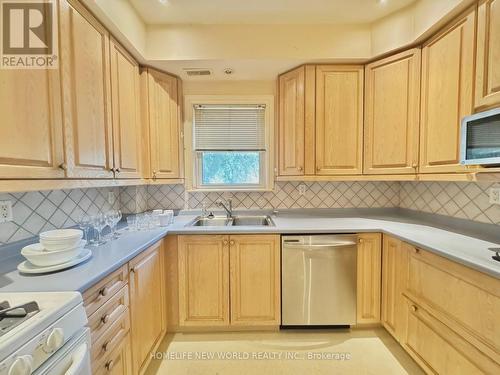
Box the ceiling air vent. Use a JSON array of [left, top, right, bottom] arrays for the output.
[[184, 68, 212, 77]]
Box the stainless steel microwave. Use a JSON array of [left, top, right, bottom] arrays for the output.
[[460, 107, 500, 166]]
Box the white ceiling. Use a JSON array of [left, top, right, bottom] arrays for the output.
[[130, 0, 417, 25]]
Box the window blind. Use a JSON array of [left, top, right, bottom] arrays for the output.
[[194, 104, 266, 151]]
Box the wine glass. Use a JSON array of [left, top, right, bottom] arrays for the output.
[[92, 214, 107, 246], [77, 214, 92, 247], [114, 210, 122, 237]]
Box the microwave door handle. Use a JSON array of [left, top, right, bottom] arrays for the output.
[[64, 343, 89, 375]]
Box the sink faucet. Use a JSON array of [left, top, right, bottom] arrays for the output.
[[216, 198, 233, 218]]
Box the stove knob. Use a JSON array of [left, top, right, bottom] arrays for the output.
[[8, 355, 33, 375], [44, 328, 65, 353]]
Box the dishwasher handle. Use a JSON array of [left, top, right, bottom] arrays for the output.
[[283, 241, 357, 249]]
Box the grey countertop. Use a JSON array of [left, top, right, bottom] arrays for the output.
[[1, 208, 499, 293]]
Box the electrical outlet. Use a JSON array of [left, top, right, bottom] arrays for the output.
[[0, 201, 13, 223], [107, 191, 115, 205], [298, 184, 307, 195], [489, 188, 500, 205]]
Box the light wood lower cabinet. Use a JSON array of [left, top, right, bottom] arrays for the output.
[[356, 233, 382, 324], [93, 333, 133, 375], [178, 234, 280, 329], [381, 236, 409, 342], [129, 240, 167, 375], [419, 6, 475, 173], [230, 235, 280, 326], [475, 0, 500, 111]]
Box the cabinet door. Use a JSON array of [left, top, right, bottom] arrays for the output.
[[0, 68, 64, 178], [278, 66, 305, 176], [475, 0, 500, 110], [316, 65, 364, 175], [364, 49, 421, 175], [59, 0, 114, 178], [420, 8, 475, 173], [178, 235, 230, 327], [110, 38, 141, 179], [229, 235, 280, 326], [147, 69, 181, 179], [381, 236, 409, 342], [356, 233, 382, 324], [129, 241, 166, 375], [94, 333, 133, 375]]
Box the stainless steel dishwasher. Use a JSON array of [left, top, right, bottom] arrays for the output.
[[281, 234, 357, 327]]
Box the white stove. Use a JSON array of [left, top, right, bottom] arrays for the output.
[[0, 292, 90, 375]]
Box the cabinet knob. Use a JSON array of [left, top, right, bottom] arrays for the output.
[[101, 314, 110, 324], [412, 162, 418, 168], [316, 167, 321, 172], [411, 305, 418, 312], [58, 163, 67, 171], [98, 287, 108, 297], [105, 360, 114, 371], [358, 238, 363, 244], [223, 240, 229, 246], [413, 248, 420, 254], [297, 166, 303, 172], [230, 240, 235, 246], [152, 170, 157, 181], [115, 168, 121, 173], [130, 267, 135, 274]]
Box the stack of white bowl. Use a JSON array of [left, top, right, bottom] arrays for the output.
[[21, 229, 85, 267]]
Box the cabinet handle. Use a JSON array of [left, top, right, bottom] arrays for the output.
[[411, 305, 418, 312], [101, 314, 110, 324], [105, 360, 114, 371], [102, 341, 109, 352], [152, 170, 157, 181], [58, 163, 67, 171], [98, 287, 109, 297]]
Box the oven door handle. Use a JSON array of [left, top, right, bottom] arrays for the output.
[[64, 342, 89, 375]]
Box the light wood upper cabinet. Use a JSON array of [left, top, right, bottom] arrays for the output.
[[381, 236, 409, 342], [142, 68, 182, 180], [278, 66, 306, 176], [475, 0, 500, 110], [178, 235, 230, 327], [364, 49, 421, 175], [230, 235, 280, 326], [419, 7, 475, 174], [316, 65, 364, 175], [59, 0, 114, 178], [110, 38, 141, 179], [356, 233, 382, 324], [0, 68, 64, 178], [129, 241, 166, 375]]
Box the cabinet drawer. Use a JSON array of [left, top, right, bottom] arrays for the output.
[[93, 332, 133, 375], [92, 308, 130, 364], [84, 265, 128, 316], [406, 249, 500, 358], [88, 286, 129, 343], [403, 298, 499, 374]]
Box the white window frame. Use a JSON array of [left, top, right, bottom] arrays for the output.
[[184, 95, 275, 192]]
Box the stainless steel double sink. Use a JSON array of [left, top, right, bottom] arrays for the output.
[[187, 215, 275, 227]]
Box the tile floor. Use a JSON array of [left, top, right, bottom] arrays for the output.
[[145, 328, 423, 375]]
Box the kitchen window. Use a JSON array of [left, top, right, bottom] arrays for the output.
[[191, 102, 272, 190]]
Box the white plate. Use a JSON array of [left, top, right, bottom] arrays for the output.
[[17, 249, 92, 274]]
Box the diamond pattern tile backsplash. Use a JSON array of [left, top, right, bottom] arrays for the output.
[[0, 188, 120, 246], [400, 181, 500, 225], [2, 180, 500, 245]]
